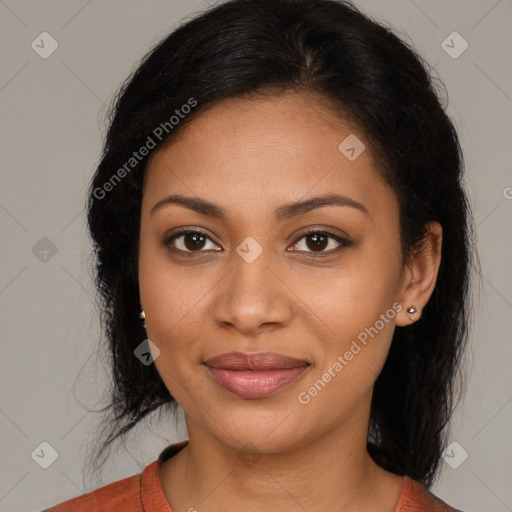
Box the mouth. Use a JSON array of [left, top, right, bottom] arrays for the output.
[[203, 351, 310, 399]]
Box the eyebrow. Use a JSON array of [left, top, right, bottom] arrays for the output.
[[150, 193, 370, 221]]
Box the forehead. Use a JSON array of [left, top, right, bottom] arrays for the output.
[[143, 92, 396, 222]]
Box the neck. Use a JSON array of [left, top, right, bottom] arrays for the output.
[[160, 406, 403, 511]]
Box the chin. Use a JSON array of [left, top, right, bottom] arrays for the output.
[[206, 406, 311, 454]]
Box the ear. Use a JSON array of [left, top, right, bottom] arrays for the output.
[[396, 221, 442, 327]]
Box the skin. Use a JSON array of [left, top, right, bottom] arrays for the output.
[[138, 91, 442, 512]]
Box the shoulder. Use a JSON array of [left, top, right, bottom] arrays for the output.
[[397, 476, 466, 512], [42, 441, 187, 512], [42, 471, 143, 512]]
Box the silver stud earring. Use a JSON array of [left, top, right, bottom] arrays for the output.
[[406, 305, 419, 321], [139, 309, 146, 330]]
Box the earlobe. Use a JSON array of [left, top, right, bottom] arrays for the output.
[[139, 306, 146, 330], [406, 305, 420, 321], [395, 221, 442, 327], [396, 303, 422, 327]]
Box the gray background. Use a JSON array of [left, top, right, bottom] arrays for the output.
[[0, 1, 511, 511]]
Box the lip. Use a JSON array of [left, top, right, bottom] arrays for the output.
[[204, 351, 310, 399]]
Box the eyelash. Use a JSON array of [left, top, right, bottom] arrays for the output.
[[162, 227, 351, 258]]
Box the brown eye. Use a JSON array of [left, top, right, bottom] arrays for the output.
[[304, 232, 329, 251], [181, 232, 207, 251], [163, 229, 221, 253], [290, 230, 351, 257]]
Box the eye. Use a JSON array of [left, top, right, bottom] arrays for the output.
[[288, 228, 351, 257], [162, 227, 351, 257], [163, 228, 221, 254]]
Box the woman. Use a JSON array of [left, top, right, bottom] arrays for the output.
[[44, 0, 475, 510]]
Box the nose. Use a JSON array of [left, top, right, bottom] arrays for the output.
[[210, 247, 295, 337]]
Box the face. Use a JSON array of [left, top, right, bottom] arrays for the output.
[[138, 92, 408, 454]]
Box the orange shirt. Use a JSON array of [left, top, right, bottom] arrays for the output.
[[43, 440, 463, 511]]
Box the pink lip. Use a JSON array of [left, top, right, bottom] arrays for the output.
[[204, 351, 310, 399]]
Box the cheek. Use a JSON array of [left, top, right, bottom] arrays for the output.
[[297, 254, 399, 333], [139, 245, 211, 342], [295, 298, 398, 423], [297, 248, 401, 378]]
